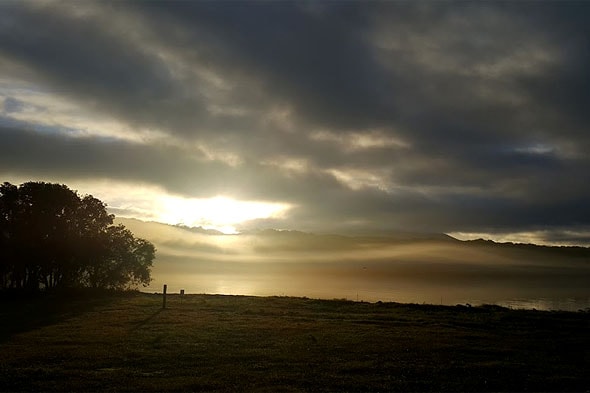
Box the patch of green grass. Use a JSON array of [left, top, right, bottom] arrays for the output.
[[0, 292, 588, 391]]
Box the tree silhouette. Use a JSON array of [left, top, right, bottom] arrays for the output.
[[0, 181, 155, 291]]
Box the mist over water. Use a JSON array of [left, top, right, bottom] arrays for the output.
[[121, 219, 590, 311], [145, 265, 589, 311]]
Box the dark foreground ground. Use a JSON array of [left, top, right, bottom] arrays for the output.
[[0, 291, 588, 392]]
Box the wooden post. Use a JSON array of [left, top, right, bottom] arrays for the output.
[[180, 289, 184, 304], [162, 284, 167, 309]]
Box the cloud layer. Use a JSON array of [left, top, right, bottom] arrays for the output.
[[1, 1, 589, 243]]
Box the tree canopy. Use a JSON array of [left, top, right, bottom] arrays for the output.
[[0, 181, 155, 291]]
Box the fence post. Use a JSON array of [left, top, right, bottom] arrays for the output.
[[162, 284, 167, 309]]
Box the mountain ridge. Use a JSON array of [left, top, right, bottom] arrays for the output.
[[115, 217, 590, 258]]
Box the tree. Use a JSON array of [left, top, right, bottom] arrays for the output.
[[0, 181, 155, 291]]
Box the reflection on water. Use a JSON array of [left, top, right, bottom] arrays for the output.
[[121, 218, 590, 312], [496, 298, 590, 312], [145, 268, 590, 311]]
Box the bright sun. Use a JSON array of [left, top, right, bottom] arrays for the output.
[[157, 195, 290, 234]]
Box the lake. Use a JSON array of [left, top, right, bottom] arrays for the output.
[[120, 218, 590, 312], [144, 256, 590, 311]]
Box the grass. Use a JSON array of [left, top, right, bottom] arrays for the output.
[[0, 291, 588, 392]]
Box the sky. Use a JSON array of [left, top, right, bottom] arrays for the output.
[[1, 1, 590, 245]]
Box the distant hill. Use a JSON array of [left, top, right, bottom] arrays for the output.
[[174, 224, 226, 236], [464, 238, 590, 259], [115, 217, 590, 262]]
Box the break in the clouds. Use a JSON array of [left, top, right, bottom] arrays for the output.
[[1, 1, 589, 243]]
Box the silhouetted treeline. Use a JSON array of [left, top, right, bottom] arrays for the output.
[[0, 182, 155, 292]]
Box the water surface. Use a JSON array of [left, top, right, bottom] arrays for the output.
[[122, 219, 590, 311]]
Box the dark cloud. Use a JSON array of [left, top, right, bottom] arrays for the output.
[[2, 97, 23, 113], [1, 1, 589, 241], [131, 1, 387, 129], [0, 123, 343, 203], [0, 3, 210, 134]]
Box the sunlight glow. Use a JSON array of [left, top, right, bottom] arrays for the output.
[[157, 196, 290, 234], [2, 177, 291, 235]]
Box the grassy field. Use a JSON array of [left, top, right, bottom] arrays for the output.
[[0, 292, 588, 392]]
